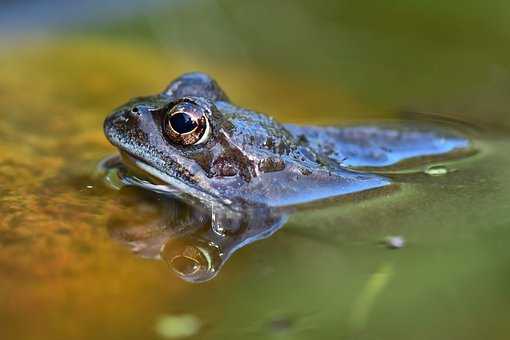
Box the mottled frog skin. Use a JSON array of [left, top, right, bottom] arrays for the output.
[[104, 72, 472, 209]]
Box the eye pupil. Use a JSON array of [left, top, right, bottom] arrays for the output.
[[169, 112, 197, 134], [163, 99, 212, 146]]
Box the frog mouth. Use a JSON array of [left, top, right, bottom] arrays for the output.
[[118, 151, 234, 208]]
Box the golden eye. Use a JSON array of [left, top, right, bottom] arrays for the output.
[[163, 101, 211, 145]]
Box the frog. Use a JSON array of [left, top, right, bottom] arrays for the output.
[[103, 72, 474, 211], [101, 72, 476, 282]]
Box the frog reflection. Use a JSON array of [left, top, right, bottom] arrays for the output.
[[104, 158, 286, 283]]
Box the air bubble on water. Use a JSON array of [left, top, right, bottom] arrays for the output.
[[425, 165, 449, 176]]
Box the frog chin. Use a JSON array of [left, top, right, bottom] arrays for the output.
[[120, 151, 234, 208]]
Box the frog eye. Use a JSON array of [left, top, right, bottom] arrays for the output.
[[163, 101, 211, 146]]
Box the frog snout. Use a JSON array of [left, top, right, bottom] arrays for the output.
[[104, 107, 144, 145]]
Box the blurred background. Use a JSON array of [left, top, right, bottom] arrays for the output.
[[3, 0, 510, 123], [1, 1, 510, 340]]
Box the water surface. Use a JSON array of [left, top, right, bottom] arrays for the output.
[[2, 18, 510, 340]]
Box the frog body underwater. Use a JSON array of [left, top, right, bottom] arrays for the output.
[[104, 72, 473, 210]]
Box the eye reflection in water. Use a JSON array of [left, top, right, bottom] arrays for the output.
[[104, 159, 287, 283]]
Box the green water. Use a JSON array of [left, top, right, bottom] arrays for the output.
[[2, 1, 510, 339]]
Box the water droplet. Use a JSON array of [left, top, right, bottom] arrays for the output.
[[384, 236, 405, 249], [425, 165, 449, 176], [155, 314, 201, 339]]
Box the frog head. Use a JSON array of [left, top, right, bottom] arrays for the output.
[[104, 73, 388, 208]]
